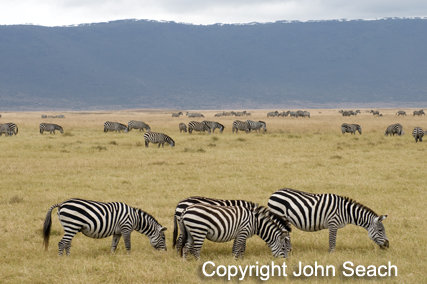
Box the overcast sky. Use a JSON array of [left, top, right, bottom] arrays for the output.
[[1, 0, 426, 27]]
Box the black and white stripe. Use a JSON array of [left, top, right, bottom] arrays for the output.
[[103, 121, 129, 133], [40, 123, 63, 134], [188, 121, 211, 134], [202, 121, 225, 133], [384, 123, 404, 136], [179, 123, 187, 133], [1, 122, 18, 135], [413, 110, 425, 116], [128, 120, 150, 132], [179, 204, 290, 260], [42, 198, 167, 256], [412, 127, 424, 142], [341, 123, 362, 135], [246, 120, 267, 132], [143, 131, 175, 147], [232, 120, 251, 133], [268, 188, 389, 252]]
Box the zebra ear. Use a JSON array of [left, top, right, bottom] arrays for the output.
[[160, 227, 167, 232], [379, 215, 388, 222]]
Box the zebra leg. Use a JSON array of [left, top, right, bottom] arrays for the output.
[[122, 232, 132, 254], [111, 234, 121, 253], [232, 236, 247, 260], [58, 233, 75, 256], [145, 140, 149, 147], [328, 227, 338, 253]]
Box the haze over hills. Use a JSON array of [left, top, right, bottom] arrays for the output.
[[0, 18, 427, 111]]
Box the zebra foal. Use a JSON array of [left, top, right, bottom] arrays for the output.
[[412, 127, 424, 142], [179, 204, 290, 260], [143, 131, 175, 147], [43, 198, 167, 256], [268, 188, 389, 252], [179, 123, 187, 133], [40, 123, 63, 134]]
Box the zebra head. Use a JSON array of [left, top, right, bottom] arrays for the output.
[[58, 126, 64, 134], [368, 215, 389, 249], [149, 226, 168, 251]]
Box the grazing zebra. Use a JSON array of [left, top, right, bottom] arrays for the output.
[[202, 121, 224, 133], [246, 120, 267, 132], [179, 204, 290, 260], [267, 111, 279, 117], [412, 127, 424, 142], [188, 121, 211, 134], [143, 131, 175, 147], [341, 123, 362, 135], [172, 196, 292, 252], [413, 110, 425, 116], [232, 120, 250, 133], [0, 124, 13, 136], [42, 198, 167, 256], [172, 112, 183, 117], [179, 123, 187, 133], [186, 112, 204, 118], [371, 110, 380, 116], [103, 121, 129, 133], [396, 111, 406, 116], [39, 123, 63, 134], [2, 122, 18, 135], [268, 188, 389, 252], [384, 123, 404, 136], [128, 120, 150, 132], [214, 112, 223, 117]]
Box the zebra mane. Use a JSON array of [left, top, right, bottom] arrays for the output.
[[136, 208, 160, 225], [341, 196, 378, 217]]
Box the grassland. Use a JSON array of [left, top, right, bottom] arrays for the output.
[[0, 109, 426, 283]]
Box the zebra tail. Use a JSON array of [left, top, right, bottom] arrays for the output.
[[43, 203, 60, 251], [179, 220, 188, 258], [172, 215, 178, 249]]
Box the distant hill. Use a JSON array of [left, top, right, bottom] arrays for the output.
[[0, 18, 427, 111]]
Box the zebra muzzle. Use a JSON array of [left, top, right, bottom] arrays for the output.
[[380, 239, 389, 249]]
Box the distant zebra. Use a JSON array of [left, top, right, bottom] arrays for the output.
[[384, 123, 404, 136], [42, 198, 167, 256], [40, 123, 63, 134], [341, 123, 362, 135], [179, 123, 187, 133], [128, 120, 150, 132], [214, 112, 223, 117], [267, 111, 279, 117], [371, 110, 380, 116], [0, 124, 12, 136], [172, 196, 292, 252], [2, 122, 18, 135], [172, 112, 183, 117], [396, 111, 407, 116], [186, 112, 204, 118], [188, 121, 211, 134], [413, 110, 425, 116], [412, 127, 424, 142], [268, 188, 389, 252], [179, 204, 290, 260], [143, 132, 175, 147], [232, 120, 250, 133], [103, 121, 128, 133], [202, 121, 224, 133], [246, 120, 267, 132]]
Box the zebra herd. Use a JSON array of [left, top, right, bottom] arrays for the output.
[[341, 122, 425, 142], [267, 110, 310, 118], [43, 187, 389, 259]]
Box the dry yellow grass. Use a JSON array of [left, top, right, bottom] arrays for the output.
[[0, 109, 426, 283]]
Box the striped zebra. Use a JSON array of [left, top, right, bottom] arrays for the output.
[[172, 112, 183, 117], [268, 188, 389, 252], [179, 204, 291, 260], [42, 198, 167, 256], [384, 123, 404, 136], [413, 110, 425, 116], [143, 131, 175, 147], [232, 120, 250, 133], [2, 122, 18, 135], [267, 111, 279, 117], [396, 111, 406, 116], [0, 124, 13, 136], [186, 112, 204, 118], [128, 120, 150, 132], [412, 127, 424, 142], [246, 120, 267, 132], [40, 123, 63, 134], [172, 196, 292, 252], [202, 121, 225, 133], [341, 123, 362, 135], [179, 123, 187, 133], [188, 121, 211, 134], [103, 121, 129, 133]]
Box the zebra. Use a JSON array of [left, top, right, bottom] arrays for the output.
[[186, 112, 204, 118], [341, 123, 362, 135], [103, 121, 129, 133], [39, 123, 63, 134], [214, 112, 223, 117], [246, 120, 267, 132], [2, 122, 18, 135], [412, 127, 424, 142], [42, 198, 167, 256], [0, 124, 13, 136], [172, 196, 292, 252], [371, 110, 380, 116], [188, 121, 211, 134], [179, 123, 187, 133], [268, 188, 389, 252], [267, 111, 279, 117], [202, 121, 225, 133], [128, 120, 150, 132], [172, 111, 183, 117], [232, 120, 250, 133], [143, 131, 175, 147], [396, 111, 407, 116], [179, 204, 291, 260], [384, 123, 404, 136], [413, 110, 425, 116]]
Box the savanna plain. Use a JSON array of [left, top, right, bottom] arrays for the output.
[[0, 109, 426, 284]]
